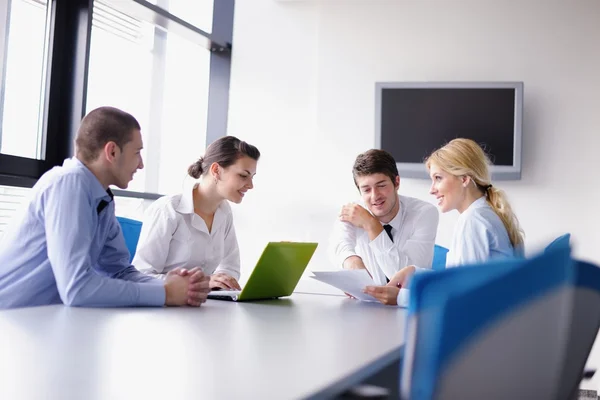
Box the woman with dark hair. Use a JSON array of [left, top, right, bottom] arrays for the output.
[[134, 136, 260, 290]]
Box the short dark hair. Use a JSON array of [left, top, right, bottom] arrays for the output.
[[75, 106, 141, 162], [352, 149, 399, 187], [188, 136, 261, 179]]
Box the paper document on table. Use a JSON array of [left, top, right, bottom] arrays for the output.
[[310, 270, 378, 302]]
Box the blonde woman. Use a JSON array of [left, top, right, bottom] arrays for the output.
[[365, 138, 524, 305]]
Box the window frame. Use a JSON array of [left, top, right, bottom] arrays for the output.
[[0, 0, 10, 154], [0, 0, 234, 200]]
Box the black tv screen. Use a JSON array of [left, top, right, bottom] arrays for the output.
[[375, 82, 523, 180]]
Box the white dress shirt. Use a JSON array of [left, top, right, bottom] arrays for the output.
[[133, 184, 240, 280], [331, 194, 439, 286], [397, 196, 517, 306]]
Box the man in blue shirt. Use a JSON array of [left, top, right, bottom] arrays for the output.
[[0, 106, 209, 308]]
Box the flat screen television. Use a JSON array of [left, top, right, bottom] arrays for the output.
[[375, 82, 523, 180]]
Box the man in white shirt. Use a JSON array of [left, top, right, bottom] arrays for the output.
[[331, 149, 439, 285]]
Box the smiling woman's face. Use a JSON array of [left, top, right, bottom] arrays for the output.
[[428, 163, 465, 213], [215, 156, 257, 204]]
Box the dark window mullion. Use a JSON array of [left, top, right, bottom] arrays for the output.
[[206, 0, 233, 145], [42, 0, 93, 170], [0, 0, 233, 198]]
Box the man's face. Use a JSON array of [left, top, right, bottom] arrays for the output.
[[113, 129, 144, 189], [355, 173, 400, 222]]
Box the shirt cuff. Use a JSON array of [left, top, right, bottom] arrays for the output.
[[140, 269, 168, 280], [339, 251, 358, 268], [214, 268, 241, 281], [137, 281, 166, 306], [397, 288, 411, 307], [368, 230, 394, 253], [395, 268, 431, 307]]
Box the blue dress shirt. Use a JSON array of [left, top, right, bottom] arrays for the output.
[[0, 158, 165, 308], [445, 197, 515, 267], [397, 197, 518, 306]]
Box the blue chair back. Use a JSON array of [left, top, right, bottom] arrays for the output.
[[116, 216, 143, 263], [545, 233, 571, 253], [556, 259, 600, 400], [400, 245, 600, 400], [432, 245, 449, 271]]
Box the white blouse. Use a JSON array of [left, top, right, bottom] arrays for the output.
[[132, 184, 240, 280]]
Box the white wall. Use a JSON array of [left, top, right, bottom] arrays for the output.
[[229, 0, 600, 271], [229, 0, 600, 388]]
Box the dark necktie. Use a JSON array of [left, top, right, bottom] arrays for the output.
[[383, 224, 393, 242], [383, 224, 394, 283], [97, 189, 115, 215]]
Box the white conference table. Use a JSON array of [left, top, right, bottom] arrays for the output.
[[0, 291, 406, 400]]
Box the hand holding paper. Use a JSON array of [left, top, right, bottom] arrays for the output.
[[310, 270, 379, 302]]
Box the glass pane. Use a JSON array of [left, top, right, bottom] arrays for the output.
[[0, 0, 50, 159], [147, 0, 213, 33], [114, 196, 156, 221], [86, 1, 210, 195], [0, 185, 31, 240]]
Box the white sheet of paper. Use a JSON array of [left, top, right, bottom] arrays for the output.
[[310, 270, 379, 302]]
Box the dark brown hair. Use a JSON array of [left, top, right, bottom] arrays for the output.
[[188, 136, 261, 179], [352, 149, 399, 187], [75, 106, 141, 162]]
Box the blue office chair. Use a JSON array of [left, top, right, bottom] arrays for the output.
[[556, 259, 600, 400], [545, 233, 571, 253], [401, 245, 600, 400], [116, 216, 143, 263], [432, 245, 449, 271]]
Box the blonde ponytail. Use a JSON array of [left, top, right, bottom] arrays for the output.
[[426, 138, 524, 248], [486, 186, 524, 247]]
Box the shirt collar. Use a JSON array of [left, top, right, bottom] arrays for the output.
[[384, 194, 404, 232], [464, 196, 488, 214], [176, 182, 196, 214], [176, 183, 228, 234], [64, 157, 113, 202], [176, 183, 227, 216]]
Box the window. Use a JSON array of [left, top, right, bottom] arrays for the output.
[[86, 0, 211, 196], [0, 0, 51, 160], [114, 196, 155, 221], [0, 185, 31, 240], [148, 0, 214, 34], [0, 0, 231, 209], [0, 189, 151, 240]]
